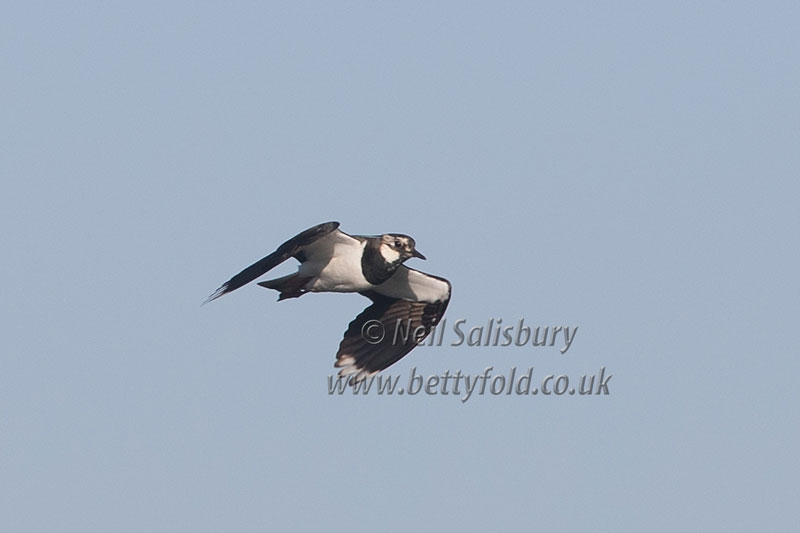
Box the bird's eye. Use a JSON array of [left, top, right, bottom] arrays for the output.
[[394, 239, 401, 247]]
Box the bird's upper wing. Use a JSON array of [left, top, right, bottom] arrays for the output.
[[335, 266, 451, 383], [295, 225, 364, 265], [205, 221, 340, 303]]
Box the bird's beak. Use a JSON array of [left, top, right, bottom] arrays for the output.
[[411, 249, 426, 260]]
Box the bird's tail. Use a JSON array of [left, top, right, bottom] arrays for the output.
[[258, 274, 312, 301]]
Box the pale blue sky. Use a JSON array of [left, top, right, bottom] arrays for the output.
[[2, 2, 798, 531]]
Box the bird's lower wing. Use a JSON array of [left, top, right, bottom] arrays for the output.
[[335, 290, 450, 384], [371, 265, 451, 304], [205, 221, 340, 303]]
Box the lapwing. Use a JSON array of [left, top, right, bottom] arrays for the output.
[[206, 221, 451, 383]]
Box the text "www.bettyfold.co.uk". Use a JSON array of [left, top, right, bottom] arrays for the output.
[[328, 366, 612, 401]]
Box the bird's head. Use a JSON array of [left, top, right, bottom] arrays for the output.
[[379, 233, 426, 264]]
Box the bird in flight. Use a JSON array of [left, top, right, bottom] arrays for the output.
[[206, 221, 451, 383]]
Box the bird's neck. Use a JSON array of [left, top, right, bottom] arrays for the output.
[[361, 240, 402, 285]]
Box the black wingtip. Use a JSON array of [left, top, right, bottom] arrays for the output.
[[203, 284, 229, 305]]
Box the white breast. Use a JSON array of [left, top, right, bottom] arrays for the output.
[[299, 230, 371, 292]]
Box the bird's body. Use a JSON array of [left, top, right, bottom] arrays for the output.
[[297, 230, 371, 293], [206, 221, 451, 383]]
